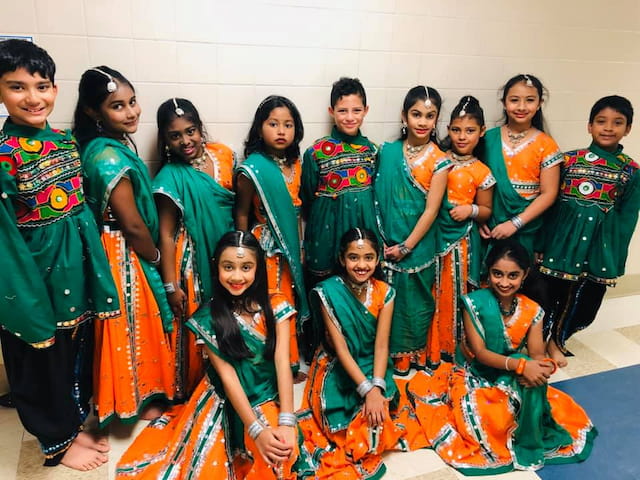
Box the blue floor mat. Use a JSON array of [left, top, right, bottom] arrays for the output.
[[538, 364, 640, 480]]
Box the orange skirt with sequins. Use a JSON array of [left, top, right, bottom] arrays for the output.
[[94, 229, 175, 427]]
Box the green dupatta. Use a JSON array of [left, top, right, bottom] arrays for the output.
[[153, 162, 234, 321], [484, 127, 542, 255], [311, 276, 397, 432], [236, 152, 309, 324], [375, 140, 436, 272], [81, 137, 173, 330], [437, 193, 481, 286]]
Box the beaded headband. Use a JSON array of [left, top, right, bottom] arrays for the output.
[[173, 98, 185, 116]]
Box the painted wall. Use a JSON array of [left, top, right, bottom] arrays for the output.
[[2, 0, 640, 275]]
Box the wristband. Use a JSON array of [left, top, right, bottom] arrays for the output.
[[371, 377, 386, 393], [247, 419, 265, 440], [510, 215, 524, 230], [470, 204, 479, 219], [163, 282, 176, 294], [150, 248, 161, 266], [356, 379, 374, 398], [504, 356, 511, 371], [278, 412, 297, 427], [515, 358, 527, 376], [541, 357, 558, 375]]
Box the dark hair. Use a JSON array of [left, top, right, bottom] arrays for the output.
[[589, 95, 634, 125], [500, 74, 547, 132], [72, 66, 135, 146], [243, 95, 304, 164], [485, 239, 530, 272], [157, 98, 207, 165], [335, 227, 384, 280], [0, 39, 56, 84], [210, 231, 276, 360], [330, 77, 367, 108], [400, 85, 443, 144], [443, 95, 486, 159]]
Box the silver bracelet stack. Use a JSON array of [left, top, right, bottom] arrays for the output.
[[371, 377, 386, 392], [398, 242, 412, 256], [510, 215, 525, 230], [356, 379, 374, 398], [163, 282, 176, 294], [470, 204, 479, 219], [278, 412, 297, 427], [247, 419, 265, 440]]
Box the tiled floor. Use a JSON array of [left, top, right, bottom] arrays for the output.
[[1, 293, 638, 480]]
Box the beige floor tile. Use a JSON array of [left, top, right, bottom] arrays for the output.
[[559, 337, 617, 378], [16, 439, 107, 480], [587, 295, 640, 332], [106, 420, 149, 480], [0, 408, 23, 480], [383, 448, 446, 479], [573, 329, 640, 368], [403, 468, 459, 480], [616, 324, 640, 345], [454, 468, 540, 479]]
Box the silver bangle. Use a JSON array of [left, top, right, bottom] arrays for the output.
[[398, 242, 412, 256], [510, 215, 524, 230], [247, 419, 264, 440], [163, 282, 176, 294], [150, 248, 161, 266], [371, 377, 386, 392], [356, 379, 374, 398], [505, 356, 511, 371], [470, 204, 479, 219], [278, 412, 297, 427]]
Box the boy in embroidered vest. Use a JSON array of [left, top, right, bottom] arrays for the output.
[[539, 95, 638, 367], [0, 39, 118, 470], [301, 77, 378, 287]]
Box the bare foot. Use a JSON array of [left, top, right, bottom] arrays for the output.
[[74, 431, 110, 453], [547, 339, 568, 368], [140, 404, 165, 420], [60, 443, 108, 471], [294, 371, 308, 384]]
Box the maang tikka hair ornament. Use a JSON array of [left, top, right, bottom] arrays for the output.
[[173, 98, 185, 117], [91, 68, 117, 93], [523, 74, 534, 87], [236, 231, 246, 258], [423, 86, 432, 108], [459, 96, 471, 117], [356, 228, 364, 249]]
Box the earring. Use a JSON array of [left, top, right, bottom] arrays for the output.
[[401, 123, 407, 136], [164, 145, 172, 161], [96, 119, 103, 134]]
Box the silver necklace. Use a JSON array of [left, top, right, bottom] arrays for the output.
[[405, 141, 428, 158], [190, 152, 209, 172], [506, 128, 528, 146], [450, 152, 475, 164]]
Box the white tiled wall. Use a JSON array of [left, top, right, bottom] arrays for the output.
[[2, 0, 640, 273]]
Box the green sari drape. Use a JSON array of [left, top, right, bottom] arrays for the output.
[[81, 137, 173, 330], [461, 289, 582, 469], [236, 153, 309, 325], [153, 162, 234, 322], [484, 127, 542, 256], [310, 276, 397, 432]]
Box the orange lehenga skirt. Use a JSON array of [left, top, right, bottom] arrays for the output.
[[297, 350, 428, 479], [94, 227, 175, 426], [427, 237, 472, 366], [407, 362, 595, 474], [169, 229, 205, 401], [116, 374, 300, 479]]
